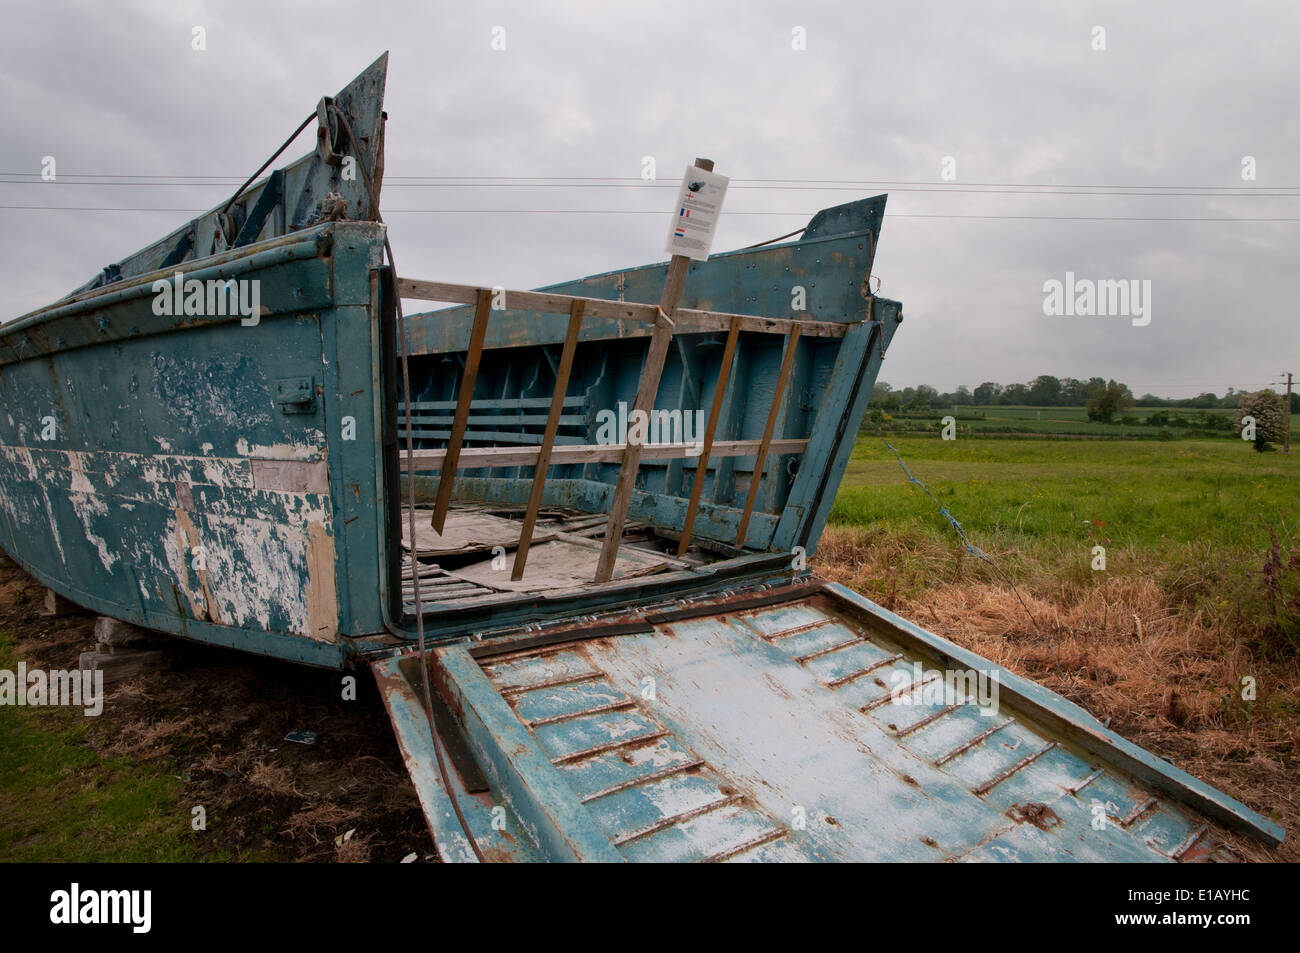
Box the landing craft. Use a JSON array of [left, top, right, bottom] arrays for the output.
[[0, 54, 1282, 861]]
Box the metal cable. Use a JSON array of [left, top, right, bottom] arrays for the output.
[[740, 226, 806, 249], [872, 430, 1052, 652], [219, 112, 315, 217], [328, 104, 486, 863]]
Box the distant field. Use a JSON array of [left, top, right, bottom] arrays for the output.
[[870, 404, 1291, 440], [832, 435, 1296, 558]]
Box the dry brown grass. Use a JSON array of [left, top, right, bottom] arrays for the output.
[[817, 525, 1300, 862]]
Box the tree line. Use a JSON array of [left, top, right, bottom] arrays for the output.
[[870, 375, 1299, 416]]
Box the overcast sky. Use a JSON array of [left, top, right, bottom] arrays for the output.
[[1, 0, 1295, 397]]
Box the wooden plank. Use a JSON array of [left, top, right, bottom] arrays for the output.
[[734, 324, 802, 547], [677, 315, 741, 555], [399, 437, 809, 471], [395, 277, 848, 339], [594, 307, 678, 582], [451, 540, 669, 593], [548, 529, 694, 570], [403, 510, 555, 557], [593, 156, 715, 583], [514, 300, 585, 580], [431, 288, 492, 532]]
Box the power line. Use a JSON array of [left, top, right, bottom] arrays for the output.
[[2, 171, 1295, 190], [1, 205, 1297, 222], [3, 179, 1298, 198]]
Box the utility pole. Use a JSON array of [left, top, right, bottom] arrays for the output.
[[1284, 371, 1293, 453]]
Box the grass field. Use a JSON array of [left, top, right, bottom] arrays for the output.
[[0, 629, 207, 862], [828, 434, 1300, 644], [834, 435, 1296, 559]]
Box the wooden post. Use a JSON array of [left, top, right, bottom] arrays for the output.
[[595, 157, 714, 583], [734, 324, 801, 547], [431, 288, 492, 533], [677, 316, 741, 555], [513, 300, 585, 580]]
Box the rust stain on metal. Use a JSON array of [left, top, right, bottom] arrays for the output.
[[1007, 801, 1062, 831]]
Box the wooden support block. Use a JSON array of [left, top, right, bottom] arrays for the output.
[[78, 647, 168, 685], [735, 323, 802, 547], [94, 616, 161, 653], [41, 588, 84, 617]]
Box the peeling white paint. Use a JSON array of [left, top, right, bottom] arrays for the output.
[[69, 490, 118, 573], [244, 439, 325, 461], [0, 442, 334, 640]]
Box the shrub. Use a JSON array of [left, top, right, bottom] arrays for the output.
[[1235, 390, 1288, 451]]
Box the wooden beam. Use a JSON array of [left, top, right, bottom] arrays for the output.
[[400, 437, 808, 471], [593, 306, 678, 582], [395, 277, 848, 339], [677, 316, 741, 555], [431, 288, 491, 533], [734, 324, 802, 547], [513, 300, 585, 581], [593, 157, 716, 583]]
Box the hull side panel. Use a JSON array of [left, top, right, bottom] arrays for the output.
[[0, 223, 391, 667]]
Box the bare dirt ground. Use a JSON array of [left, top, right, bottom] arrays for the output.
[[0, 564, 430, 862]]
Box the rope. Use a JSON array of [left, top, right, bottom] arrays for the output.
[[873, 430, 1053, 654], [328, 105, 486, 863]]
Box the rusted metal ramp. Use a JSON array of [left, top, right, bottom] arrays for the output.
[[373, 579, 1284, 862]]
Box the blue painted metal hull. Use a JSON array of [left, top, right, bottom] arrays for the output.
[[0, 223, 391, 668], [0, 201, 900, 668]]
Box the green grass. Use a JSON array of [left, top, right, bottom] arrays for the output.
[[0, 630, 215, 862], [831, 436, 1298, 584]]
